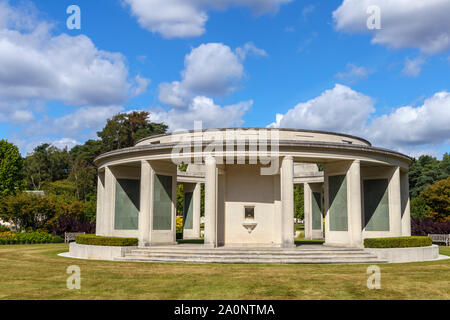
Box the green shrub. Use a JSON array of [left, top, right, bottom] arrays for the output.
[[52, 235, 64, 243], [0, 231, 61, 245], [0, 225, 10, 232], [364, 236, 432, 248], [75, 234, 138, 247]]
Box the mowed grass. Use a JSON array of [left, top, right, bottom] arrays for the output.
[[0, 244, 449, 300]]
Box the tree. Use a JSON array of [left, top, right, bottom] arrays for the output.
[[70, 139, 103, 165], [410, 197, 430, 221], [421, 177, 450, 222], [68, 158, 96, 202], [409, 155, 448, 198], [294, 185, 304, 220], [97, 111, 168, 152], [0, 140, 25, 195], [24, 144, 70, 190]]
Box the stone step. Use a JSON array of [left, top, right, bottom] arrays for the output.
[[116, 255, 386, 265], [116, 246, 387, 264], [127, 252, 380, 259], [130, 248, 366, 256]]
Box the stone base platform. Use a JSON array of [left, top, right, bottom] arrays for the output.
[[114, 244, 387, 264], [63, 243, 448, 264]]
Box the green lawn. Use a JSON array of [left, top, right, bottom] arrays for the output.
[[0, 244, 448, 300]]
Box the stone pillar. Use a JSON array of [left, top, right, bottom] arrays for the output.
[[281, 156, 295, 247], [95, 170, 105, 236], [390, 166, 403, 237], [204, 157, 217, 247], [138, 160, 152, 247], [348, 160, 363, 247], [304, 183, 313, 240], [103, 166, 115, 236], [401, 171, 411, 236], [193, 182, 202, 239]]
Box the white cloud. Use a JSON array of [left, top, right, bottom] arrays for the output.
[[30, 106, 124, 137], [51, 138, 80, 151], [150, 96, 252, 131], [159, 43, 264, 108], [402, 56, 426, 77], [269, 84, 450, 156], [0, 1, 144, 109], [366, 91, 450, 149], [0, 109, 34, 124], [235, 42, 268, 60], [132, 75, 151, 96], [335, 63, 373, 83], [333, 0, 450, 55], [302, 5, 315, 20], [124, 0, 291, 38], [269, 84, 375, 134]]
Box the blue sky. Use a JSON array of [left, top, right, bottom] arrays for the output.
[[0, 0, 449, 157]]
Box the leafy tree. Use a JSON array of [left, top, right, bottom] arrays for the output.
[[0, 193, 84, 232], [439, 153, 450, 177], [409, 155, 448, 197], [24, 144, 70, 190], [177, 184, 184, 216], [69, 158, 96, 202], [410, 197, 430, 221], [97, 111, 168, 152], [294, 185, 304, 220], [421, 177, 450, 222], [0, 140, 25, 195], [70, 139, 103, 165]]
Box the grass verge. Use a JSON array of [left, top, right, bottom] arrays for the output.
[[0, 244, 449, 300]]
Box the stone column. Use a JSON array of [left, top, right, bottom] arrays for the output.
[[138, 160, 152, 247], [303, 183, 312, 240], [103, 166, 115, 237], [192, 182, 202, 239], [401, 171, 411, 236], [348, 160, 363, 247], [281, 156, 295, 247], [204, 157, 217, 247], [95, 170, 105, 236], [390, 166, 403, 237]]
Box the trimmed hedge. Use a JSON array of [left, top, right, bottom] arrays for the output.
[[75, 234, 138, 247], [364, 236, 433, 248], [0, 232, 64, 245]]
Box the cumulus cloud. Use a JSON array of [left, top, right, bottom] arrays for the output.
[[50, 138, 80, 151], [333, 0, 450, 55], [367, 91, 450, 149], [124, 0, 291, 38], [269, 84, 450, 156], [26, 105, 124, 137], [150, 96, 252, 131], [333, 0, 450, 76], [0, 0, 146, 110], [159, 42, 264, 108], [269, 84, 375, 134]]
